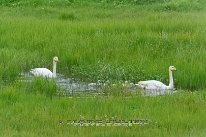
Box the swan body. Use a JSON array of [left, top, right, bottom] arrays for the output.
[[30, 68, 53, 78], [136, 66, 178, 90], [30, 56, 59, 78], [137, 80, 170, 90]]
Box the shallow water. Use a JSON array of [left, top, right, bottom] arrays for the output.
[[18, 72, 177, 98]]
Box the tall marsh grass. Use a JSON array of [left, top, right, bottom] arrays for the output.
[[0, 7, 205, 90]]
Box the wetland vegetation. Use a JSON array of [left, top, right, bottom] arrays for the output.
[[0, 0, 206, 136]]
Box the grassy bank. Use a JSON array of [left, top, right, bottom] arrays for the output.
[[0, 85, 206, 137]]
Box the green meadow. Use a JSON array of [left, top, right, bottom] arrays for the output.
[[0, 0, 206, 136]]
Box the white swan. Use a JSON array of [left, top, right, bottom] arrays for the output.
[[136, 66, 178, 90], [30, 56, 59, 78]]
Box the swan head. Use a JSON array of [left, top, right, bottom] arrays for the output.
[[53, 56, 59, 62], [169, 66, 178, 71]]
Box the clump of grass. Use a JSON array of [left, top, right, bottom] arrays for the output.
[[0, 87, 19, 105], [58, 12, 77, 21], [93, 12, 112, 19], [27, 77, 57, 98], [159, 0, 202, 11]]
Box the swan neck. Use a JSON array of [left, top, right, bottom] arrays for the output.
[[168, 69, 173, 89], [53, 61, 57, 78]]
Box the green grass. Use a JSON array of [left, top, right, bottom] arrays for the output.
[[0, 1, 206, 136], [0, 0, 205, 11], [0, 4, 206, 89], [0, 85, 206, 137]]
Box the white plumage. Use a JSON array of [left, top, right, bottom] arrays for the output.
[[136, 66, 178, 90], [30, 68, 53, 78], [30, 56, 59, 78], [137, 80, 169, 90]]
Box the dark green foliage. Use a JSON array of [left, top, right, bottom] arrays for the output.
[[59, 12, 77, 21]]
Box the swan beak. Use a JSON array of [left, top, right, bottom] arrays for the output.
[[56, 58, 59, 62], [174, 68, 178, 71]]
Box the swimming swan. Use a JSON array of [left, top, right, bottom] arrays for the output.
[[30, 56, 59, 78], [136, 66, 178, 90]]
